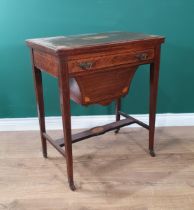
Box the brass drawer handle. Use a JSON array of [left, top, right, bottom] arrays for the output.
[[136, 53, 148, 61], [78, 61, 94, 70]]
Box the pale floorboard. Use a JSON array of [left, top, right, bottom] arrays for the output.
[[0, 127, 194, 210]]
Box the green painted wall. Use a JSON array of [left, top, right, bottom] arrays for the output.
[[0, 0, 194, 118]]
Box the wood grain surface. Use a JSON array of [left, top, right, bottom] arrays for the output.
[[0, 127, 194, 210]]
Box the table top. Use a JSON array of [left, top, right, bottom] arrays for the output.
[[26, 31, 164, 53]]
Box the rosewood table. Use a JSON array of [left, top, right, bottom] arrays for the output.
[[26, 32, 165, 190]]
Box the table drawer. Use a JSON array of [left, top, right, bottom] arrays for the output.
[[68, 48, 154, 73]]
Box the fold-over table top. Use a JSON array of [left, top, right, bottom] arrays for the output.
[[26, 31, 164, 53]]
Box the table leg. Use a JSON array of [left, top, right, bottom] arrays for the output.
[[149, 46, 161, 157], [32, 64, 47, 158], [58, 61, 75, 191], [115, 98, 121, 134]]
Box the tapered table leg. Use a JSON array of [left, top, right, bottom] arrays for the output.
[[58, 61, 75, 191], [31, 51, 47, 158], [149, 46, 161, 157], [115, 98, 121, 134]]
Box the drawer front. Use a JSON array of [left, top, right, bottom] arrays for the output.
[[68, 49, 154, 73]]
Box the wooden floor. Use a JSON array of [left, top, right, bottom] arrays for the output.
[[0, 127, 194, 210]]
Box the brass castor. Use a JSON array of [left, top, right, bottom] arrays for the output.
[[69, 181, 76, 191], [149, 149, 156, 157], [114, 129, 120, 134]]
